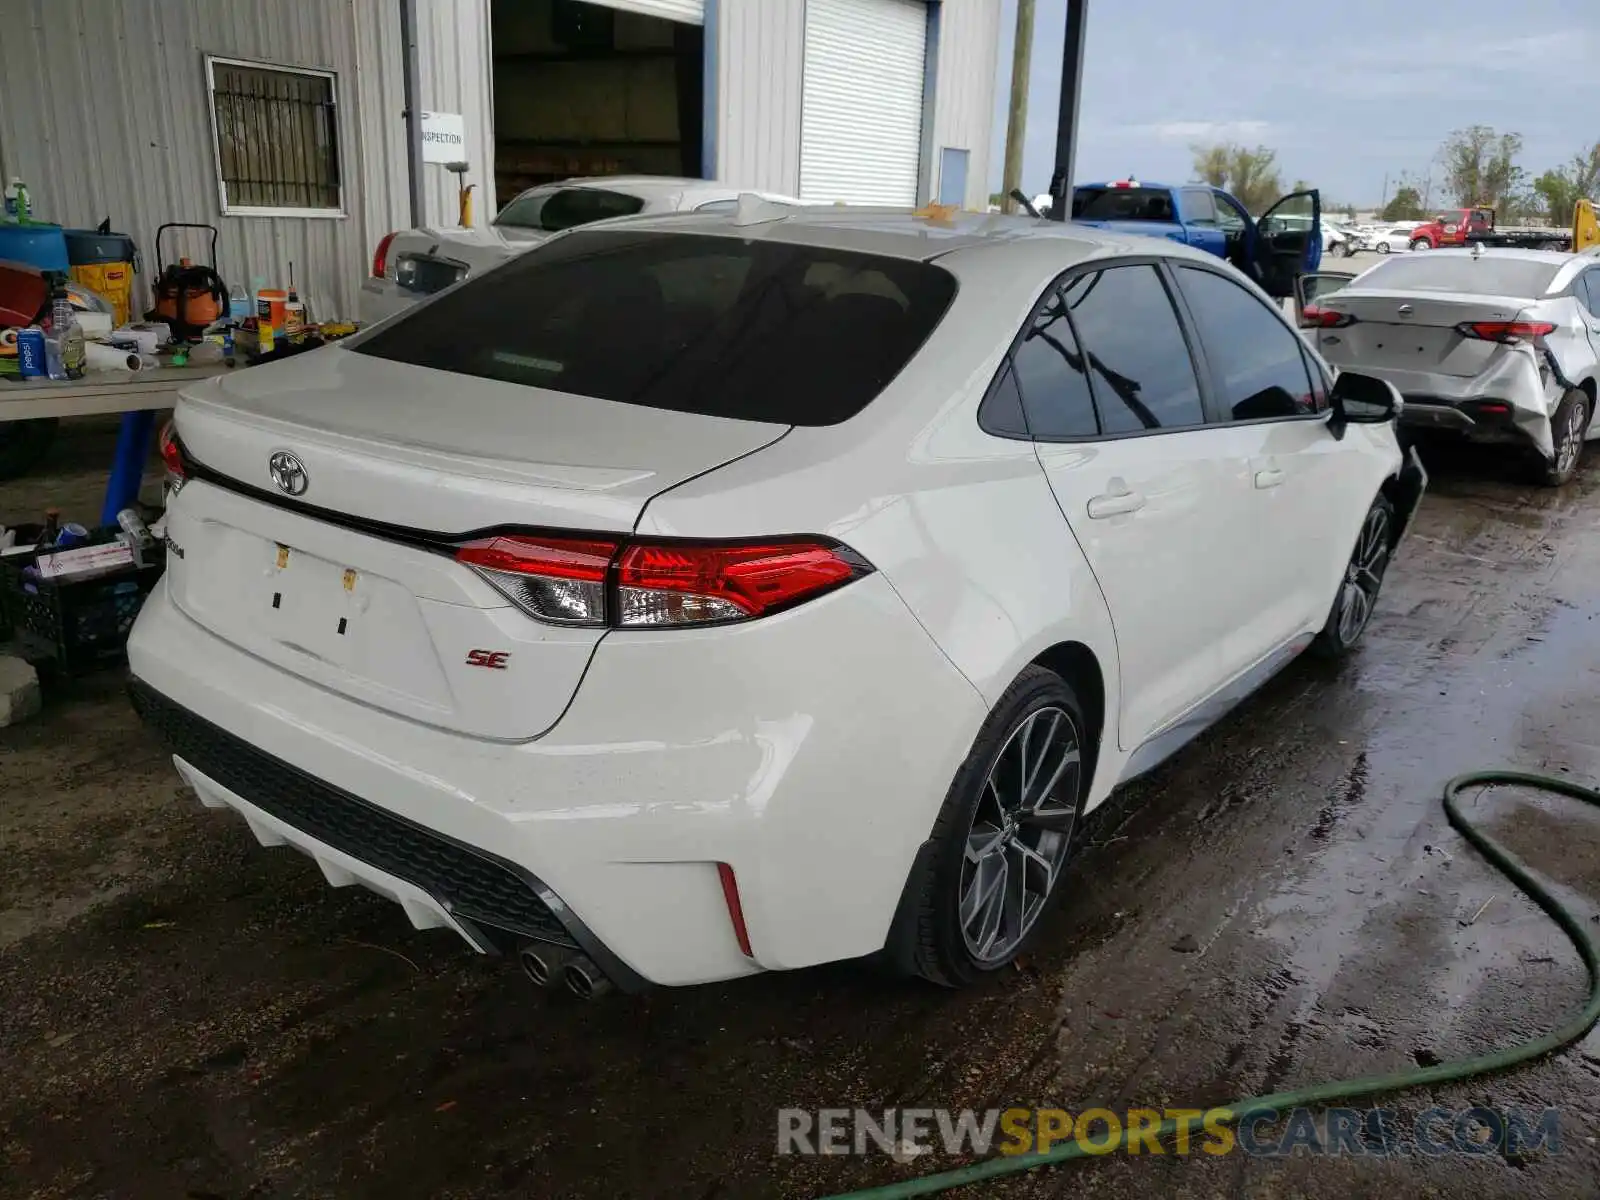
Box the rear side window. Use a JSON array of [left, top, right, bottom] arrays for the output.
[[1576, 271, 1600, 317], [495, 187, 647, 232], [1360, 255, 1561, 298], [1061, 265, 1205, 433], [1010, 290, 1098, 438], [356, 230, 958, 426], [1072, 187, 1176, 222], [1174, 266, 1316, 421]]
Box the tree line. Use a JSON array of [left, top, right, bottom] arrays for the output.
[[1189, 129, 1599, 226]]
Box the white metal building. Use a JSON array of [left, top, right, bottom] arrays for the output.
[[0, 0, 1001, 323]]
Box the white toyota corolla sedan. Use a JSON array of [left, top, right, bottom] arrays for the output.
[[129, 202, 1425, 996]]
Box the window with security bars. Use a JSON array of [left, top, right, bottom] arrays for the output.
[[207, 57, 342, 214]]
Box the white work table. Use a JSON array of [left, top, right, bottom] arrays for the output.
[[0, 363, 233, 422]]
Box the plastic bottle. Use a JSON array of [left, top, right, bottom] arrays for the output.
[[3, 177, 28, 223], [44, 289, 84, 380]]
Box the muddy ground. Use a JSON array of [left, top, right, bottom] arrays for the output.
[[2, 419, 1598, 1200]]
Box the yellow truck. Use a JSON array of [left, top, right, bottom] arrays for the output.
[[1574, 198, 1599, 254]]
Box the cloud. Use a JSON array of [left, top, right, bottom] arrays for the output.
[[1085, 120, 1275, 145]]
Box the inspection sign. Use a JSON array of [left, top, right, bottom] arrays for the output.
[[420, 111, 466, 163]]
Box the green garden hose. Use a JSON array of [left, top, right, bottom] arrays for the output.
[[825, 771, 1600, 1199]]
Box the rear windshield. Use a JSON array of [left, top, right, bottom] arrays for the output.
[[355, 230, 958, 425], [1359, 255, 1561, 298], [495, 187, 647, 232], [1072, 187, 1176, 222]]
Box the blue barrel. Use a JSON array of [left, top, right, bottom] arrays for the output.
[[0, 222, 70, 273]]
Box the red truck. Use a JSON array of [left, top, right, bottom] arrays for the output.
[[1406, 207, 1570, 251]]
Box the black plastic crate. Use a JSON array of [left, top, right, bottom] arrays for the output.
[[0, 538, 166, 674]]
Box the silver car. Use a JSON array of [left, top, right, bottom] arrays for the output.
[[1298, 248, 1600, 486]]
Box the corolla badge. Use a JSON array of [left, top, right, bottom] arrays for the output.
[[268, 450, 309, 496]]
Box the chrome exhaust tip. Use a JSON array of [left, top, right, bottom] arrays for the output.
[[562, 955, 614, 1000], [519, 943, 574, 989]]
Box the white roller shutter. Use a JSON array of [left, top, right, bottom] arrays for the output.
[[584, 0, 704, 25], [800, 0, 927, 206]]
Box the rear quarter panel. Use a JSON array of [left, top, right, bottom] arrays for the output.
[[633, 238, 1128, 806]]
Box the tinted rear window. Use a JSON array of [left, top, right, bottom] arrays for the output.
[[1361, 255, 1561, 297], [355, 230, 957, 425], [495, 187, 647, 232], [1072, 187, 1176, 221]]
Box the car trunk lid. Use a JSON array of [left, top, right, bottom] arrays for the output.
[[167, 347, 787, 739], [1319, 288, 1534, 377]]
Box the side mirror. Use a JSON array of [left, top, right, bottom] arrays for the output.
[[1328, 371, 1402, 438]]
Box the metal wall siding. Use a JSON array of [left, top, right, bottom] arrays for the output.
[[0, 0, 363, 320], [0, 0, 495, 321], [928, 0, 1001, 211], [714, 0, 804, 195]]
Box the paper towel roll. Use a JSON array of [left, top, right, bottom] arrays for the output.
[[85, 342, 143, 373], [0, 328, 17, 351]]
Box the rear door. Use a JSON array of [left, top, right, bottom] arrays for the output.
[[1253, 190, 1323, 297], [1021, 261, 1268, 750]]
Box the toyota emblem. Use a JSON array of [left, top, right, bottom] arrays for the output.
[[268, 450, 309, 496]]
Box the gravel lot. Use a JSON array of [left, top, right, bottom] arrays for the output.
[[2, 413, 1598, 1199]]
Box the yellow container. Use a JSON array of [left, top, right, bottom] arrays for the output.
[[69, 261, 135, 327]]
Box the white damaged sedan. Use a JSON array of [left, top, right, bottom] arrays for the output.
[[1301, 248, 1600, 485]]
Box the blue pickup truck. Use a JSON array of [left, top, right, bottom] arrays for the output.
[[1070, 181, 1322, 300]]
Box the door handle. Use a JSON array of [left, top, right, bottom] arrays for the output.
[[1254, 467, 1286, 489], [1086, 491, 1146, 519]]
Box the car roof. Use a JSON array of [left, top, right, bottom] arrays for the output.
[[579, 203, 1225, 269]]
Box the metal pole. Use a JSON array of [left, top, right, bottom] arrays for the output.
[[1000, 0, 1035, 214], [1046, 0, 1088, 221], [400, 0, 425, 228]]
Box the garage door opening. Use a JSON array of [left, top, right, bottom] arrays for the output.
[[490, 0, 705, 206]]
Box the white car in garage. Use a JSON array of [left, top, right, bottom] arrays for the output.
[[360, 176, 806, 324], [133, 209, 1424, 994]]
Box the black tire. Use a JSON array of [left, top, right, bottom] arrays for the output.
[[900, 666, 1090, 987], [1311, 493, 1396, 659], [1376, 242, 1391, 255], [1336, 241, 1355, 258], [1410, 239, 1431, 252], [1535, 389, 1589, 487], [0, 417, 60, 481]]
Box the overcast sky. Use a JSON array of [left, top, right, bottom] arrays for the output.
[[989, 0, 1600, 206]]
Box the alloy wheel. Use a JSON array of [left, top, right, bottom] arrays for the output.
[[958, 706, 1081, 964], [1555, 401, 1586, 478], [1335, 504, 1391, 645]]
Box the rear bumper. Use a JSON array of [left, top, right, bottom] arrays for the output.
[[1331, 349, 1559, 458], [127, 572, 987, 987]]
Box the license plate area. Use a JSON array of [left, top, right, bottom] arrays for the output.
[[265, 543, 368, 664]]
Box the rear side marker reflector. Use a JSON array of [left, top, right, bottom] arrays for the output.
[[717, 862, 754, 958], [452, 534, 871, 629]]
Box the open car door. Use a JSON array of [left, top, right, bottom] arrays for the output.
[[1253, 190, 1322, 299], [1574, 198, 1599, 254], [1293, 270, 1357, 328]]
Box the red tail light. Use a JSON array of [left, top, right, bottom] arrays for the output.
[[158, 420, 186, 489], [1302, 304, 1354, 328], [1455, 320, 1556, 344], [372, 231, 399, 278], [617, 540, 861, 626], [455, 534, 617, 626], [453, 535, 870, 628]]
